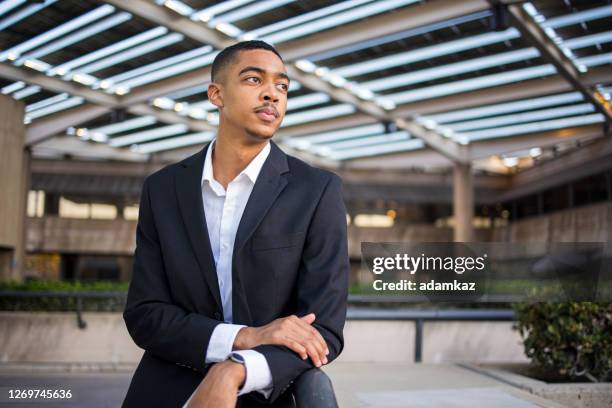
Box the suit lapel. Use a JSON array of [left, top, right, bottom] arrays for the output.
[[175, 141, 223, 311], [233, 141, 290, 257], [232, 141, 290, 325]]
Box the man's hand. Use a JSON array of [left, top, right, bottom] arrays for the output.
[[233, 313, 329, 367], [187, 360, 245, 408]]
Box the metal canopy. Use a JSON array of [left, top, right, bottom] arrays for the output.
[[0, 0, 610, 174]]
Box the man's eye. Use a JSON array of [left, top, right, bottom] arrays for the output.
[[246, 77, 260, 83], [278, 83, 289, 92]]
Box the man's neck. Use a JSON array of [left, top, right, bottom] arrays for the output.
[[212, 124, 269, 189]]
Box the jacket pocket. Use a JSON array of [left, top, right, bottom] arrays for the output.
[[252, 231, 306, 251]]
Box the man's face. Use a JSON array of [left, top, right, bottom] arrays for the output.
[[208, 49, 289, 141]]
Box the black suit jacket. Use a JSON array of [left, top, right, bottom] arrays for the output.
[[122, 140, 349, 407]]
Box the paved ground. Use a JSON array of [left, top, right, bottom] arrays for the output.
[[0, 371, 131, 407], [323, 363, 565, 408], [0, 363, 565, 407]]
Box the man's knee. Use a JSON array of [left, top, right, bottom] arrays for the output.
[[292, 368, 338, 408]]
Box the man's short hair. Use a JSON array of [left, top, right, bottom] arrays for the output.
[[211, 40, 284, 84]]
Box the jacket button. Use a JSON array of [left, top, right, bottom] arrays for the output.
[[214, 312, 221, 320]]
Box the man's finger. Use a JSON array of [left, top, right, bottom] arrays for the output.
[[290, 322, 326, 365], [294, 318, 327, 358], [299, 313, 316, 325], [282, 336, 308, 360], [303, 341, 322, 367]]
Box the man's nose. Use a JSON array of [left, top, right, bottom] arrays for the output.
[[262, 84, 279, 102]]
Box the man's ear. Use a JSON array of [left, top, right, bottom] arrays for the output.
[[207, 82, 223, 109]]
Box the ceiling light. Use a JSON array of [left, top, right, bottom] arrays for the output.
[[163, 0, 193, 16], [295, 59, 317, 73], [261, 0, 418, 44], [110, 123, 189, 147], [530, 147, 542, 157], [23, 59, 50, 72], [215, 22, 241, 37], [27, 97, 84, 119], [49, 26, 168, 76], [1, 81, 25, 94], [132, 131, 215, 154], [91, 116, 156, 135], [153, 97, 175, 109], [115, 86, 129, 95], [502, 157, 518, 167], [0, 0, 57, 32], [0, 4, 114, 62]]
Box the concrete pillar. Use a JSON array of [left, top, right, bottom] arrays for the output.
[[453, 162, 475, 242], [0, 94, 28, 281], [117, 255, 133, 282]]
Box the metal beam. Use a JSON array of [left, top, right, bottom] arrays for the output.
[[394, 66, 612, 116], [340, 146, 455, 170], [26, 104, 109, 145], [110, 0, 488, 107], [0, 62, 117, 107], [33, 135, 148, 162], [127, 104, 215, 131], [31, 157, 162, 177], [277, 0, 489, 60], [15, 0, 511, 161], [278, 113, 376, 139], [468, 124, 604, 159], [104, 0, 229, 48], [333, 124, 605, 171], [505, 2, 612, 124], [120, 66, 212, 106], [506, 133, 612, 200], [279, 68, 464, 163], [276, 66, 612, 139], [21, 0, 488, 158], [394, 117, 471, 164], [100, 0, 477, 161], [285, 65, 389, 120]]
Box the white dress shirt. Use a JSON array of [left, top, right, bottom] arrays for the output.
[[182, 138, 273, 407]]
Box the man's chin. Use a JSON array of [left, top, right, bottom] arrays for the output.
[[247, 127, 277, 141]]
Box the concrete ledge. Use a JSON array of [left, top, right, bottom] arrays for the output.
[[462, 363, 612, 408], [0, 312, 143, 364], [0, 312, 527, 364], [0, 362, 137, 373]]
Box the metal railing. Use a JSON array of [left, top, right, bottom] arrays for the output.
[[0, 290, 127, 329], [347, 307, 515, 362], [0, 291, 515, 362]]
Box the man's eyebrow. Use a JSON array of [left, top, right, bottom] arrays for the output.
[[238, 66, 290, 82]]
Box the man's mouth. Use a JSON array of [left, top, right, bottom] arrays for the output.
[[255, 107, 278, 122]]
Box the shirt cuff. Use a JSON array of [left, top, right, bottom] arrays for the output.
[[234, 350, 273, 399], [205, 323, 246, 364]]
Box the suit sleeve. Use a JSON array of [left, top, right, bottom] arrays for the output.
[[123, 176, 221, 372], [253, 173, 349, 402]]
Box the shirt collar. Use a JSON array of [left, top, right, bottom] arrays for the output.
[[201, 137, 271, 187]]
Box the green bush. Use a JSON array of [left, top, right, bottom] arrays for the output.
[[0, 280, 128, 312], [0, 279, 129, 292], [515, 302, 612, 382]]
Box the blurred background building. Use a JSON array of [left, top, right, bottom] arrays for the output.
[[0, 0, 611, 286], [1, 2, 611, 407]]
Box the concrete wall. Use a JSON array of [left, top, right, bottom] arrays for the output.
[[0, 94, 27, 280], [26, 216, 137, 255], [0, 313, 527, 365], [491, 201, 612, 242], [22, 202, 612, 266]]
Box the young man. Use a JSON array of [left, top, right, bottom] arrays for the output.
[[122, 41, 349, 408]]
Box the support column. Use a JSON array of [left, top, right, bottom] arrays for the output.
[[0, 94, 27, 281], [453, 161, 475, 242]]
